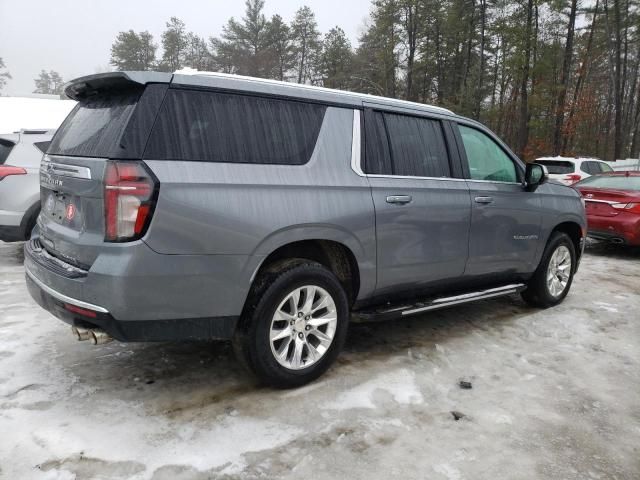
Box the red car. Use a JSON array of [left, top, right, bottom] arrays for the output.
[[574, 171, 640, 246]]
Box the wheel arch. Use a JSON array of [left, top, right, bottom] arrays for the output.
[[250, 238, 362, 307], [549, 220, 585, 265]]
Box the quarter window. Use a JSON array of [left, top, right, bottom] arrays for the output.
[[144, 89, 326, 165], [459, 125, 518, 183]]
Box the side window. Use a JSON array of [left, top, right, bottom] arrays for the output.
[[144, 89, 326, 164], [363, 110, 392, 174], [459, 125, 518, 183], [600, 162, 613, 173], [384, 113, 451, 177], [580, 162, 593, 174]]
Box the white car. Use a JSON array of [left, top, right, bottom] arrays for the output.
[[0, 129, 55, 242], [536, 156, 613, 185]]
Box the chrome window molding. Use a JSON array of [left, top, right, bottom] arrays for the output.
[[366, 174, 468, 183], [351, 110, 365, 177], [349, 108, 525, 186]]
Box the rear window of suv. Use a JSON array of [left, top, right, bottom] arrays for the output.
[[537, 160, 574, 174], [48, 89, 141, 157], [144, 89, 327, 165]]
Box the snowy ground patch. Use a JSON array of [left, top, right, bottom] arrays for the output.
[[0, 241, 639, 479]]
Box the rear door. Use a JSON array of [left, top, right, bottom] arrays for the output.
[[454, 123, 542, 277], [38, 83, 167, 268], [363, 108, 471, 297]]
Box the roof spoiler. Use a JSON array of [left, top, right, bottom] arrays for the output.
[[64, 71, 173, 100]]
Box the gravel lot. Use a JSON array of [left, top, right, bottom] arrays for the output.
[[0, 240, 639, 480]]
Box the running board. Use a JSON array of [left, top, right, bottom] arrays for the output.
[[353, 284, 526, 322]]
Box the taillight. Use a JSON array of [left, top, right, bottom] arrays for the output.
[[104, 161, 158, 242], [612, 202, 640, 214], [0, 165, 27, 181], [564, 174, 582, 184]]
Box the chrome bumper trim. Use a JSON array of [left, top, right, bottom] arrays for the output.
[[25, 266, 109, 314]]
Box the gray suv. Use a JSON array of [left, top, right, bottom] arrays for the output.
[[25, 71, 586, 387]]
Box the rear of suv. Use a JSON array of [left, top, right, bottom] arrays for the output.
[[0, 129, 55, 242], [25, 71, 586, 387], [536, 156, 613, 185]]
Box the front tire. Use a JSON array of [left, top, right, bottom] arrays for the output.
[[521, 232, 576, 308], [233, 260, 349, 388]]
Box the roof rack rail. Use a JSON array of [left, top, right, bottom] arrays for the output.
[[172, 68, 455, 116]]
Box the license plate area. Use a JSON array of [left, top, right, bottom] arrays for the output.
[[43, 189, 83, 228]]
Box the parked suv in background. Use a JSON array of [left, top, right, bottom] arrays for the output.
[[0, 129, 55, 242], [536, 156, 613, 185], [25, 71, 586, 387]]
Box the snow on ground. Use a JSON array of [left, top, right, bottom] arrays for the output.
[[0, 241, 638, 479], [0, 97, 75, 134]]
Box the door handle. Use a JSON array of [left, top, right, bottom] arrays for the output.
[[386, 195, 413, 205], [474, 196, 494, 204]]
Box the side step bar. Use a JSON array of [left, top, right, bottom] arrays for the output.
[[353, 284, 526, 322]]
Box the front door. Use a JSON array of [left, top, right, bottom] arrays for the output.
[[455, 124, 542, 277]]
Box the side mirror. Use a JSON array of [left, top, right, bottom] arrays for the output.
[[524, 163, 548, 192]]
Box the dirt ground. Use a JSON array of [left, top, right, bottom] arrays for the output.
[[0, 240, 638, 480]]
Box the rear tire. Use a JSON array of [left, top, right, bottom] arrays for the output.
[[521, 232, 576, 308], [233, 260, 349, 388]]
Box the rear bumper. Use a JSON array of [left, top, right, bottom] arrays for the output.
[[23, 238, 259, 341], [587, 214, 640, 246], [25, 270, 238, 341]]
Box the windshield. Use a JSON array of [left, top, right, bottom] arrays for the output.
[[537, 160, 574, 174], [48, 89, 141, 157], [576, 174, 640, 191]]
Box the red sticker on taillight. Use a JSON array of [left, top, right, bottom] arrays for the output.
[[65, 203, 76, 221]]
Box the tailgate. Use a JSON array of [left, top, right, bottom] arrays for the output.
[[38, 155, 108, 268]]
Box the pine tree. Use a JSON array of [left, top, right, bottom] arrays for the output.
[[110, 30, 157, 70], [266, 14, 295, 81], [291, 6, 322, 84], [160, 17, 188, 72], [214, 0, 274, 77], [320, 27, 354, 89], [33, 70, 64, 95]]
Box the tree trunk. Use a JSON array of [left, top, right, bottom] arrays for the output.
[[517, 0, 534, 160], [563, 0, 599, 154], [552, 0, 578, 155], [613, 0, 624, 160]]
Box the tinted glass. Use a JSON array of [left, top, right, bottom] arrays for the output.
[[459, 125, 517, 182], [144, 89, 326, 165], [364, 110, 392, 174], [384, 113, 450, 177], [576, 174, 640, 191], [34, 141, 51, 154], [537, 160, 574, 174], [599, 162, 613, 173], [0, 139, 14, 164], [49, 89, 141, 157], [580, 162, 594, 174]]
